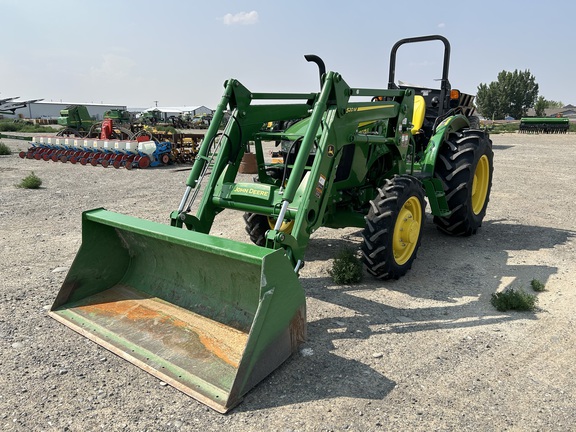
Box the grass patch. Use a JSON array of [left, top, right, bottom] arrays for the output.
[[0, 141, 11, 155], [17, 124, 57, 133], [491, 288, 538, 312], [0, 120, 57, 133], [482, 121, 520, 134], [530, 279, 546, 292], [17, 171, 43, 189], [329, 248, 363, 284], [0, 122, 19, 132]]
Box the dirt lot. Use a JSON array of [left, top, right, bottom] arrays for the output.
[[1, 132, 575, 431]]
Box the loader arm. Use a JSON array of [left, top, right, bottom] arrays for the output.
[[170, 72, 417, 269], [171, 79, 317, 233]]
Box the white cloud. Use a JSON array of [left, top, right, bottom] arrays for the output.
[[223, 11, 259, 25], [438, 23, 446, 28]]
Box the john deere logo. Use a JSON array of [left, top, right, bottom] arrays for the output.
[[327, 145, 335, 157], [232, 184, 270, 199]]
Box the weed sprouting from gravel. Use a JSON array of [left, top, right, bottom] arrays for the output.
[[0, 141, 11, 155], [17, 171, 43, 189], [329, 248, 363, 284], [491, 288, 538, 312], [531, 279, 546, 292]]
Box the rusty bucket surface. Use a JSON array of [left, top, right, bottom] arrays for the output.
[[50, 208, 306, 412]]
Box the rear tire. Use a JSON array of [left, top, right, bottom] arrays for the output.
[[361, 175, 426, 280], [433, 129, 493, 236], [468, 115, 480, 129]]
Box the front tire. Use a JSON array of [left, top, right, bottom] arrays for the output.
[[433, 129, 493, 236], [361, 175, 426, 280], [244, 213, 294, 246]]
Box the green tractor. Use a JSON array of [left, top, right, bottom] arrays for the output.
[[50, 35, 493, 412]]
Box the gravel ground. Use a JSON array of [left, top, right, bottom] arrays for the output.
[[0, 132, 575, 431]]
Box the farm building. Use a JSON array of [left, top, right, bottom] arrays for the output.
[[526, 104, 576, 119], [8, 101, 127, 120]]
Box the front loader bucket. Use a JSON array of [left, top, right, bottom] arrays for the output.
[[50, 209, 306, 413]]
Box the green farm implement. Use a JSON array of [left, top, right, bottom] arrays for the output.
[[56, 105, 135, 139], [56, 105, 95, 137], [104, 108, 134, 125], [50, 35, 493, 412], [0, 133, 33, 142], [519, 116, 569, 133]]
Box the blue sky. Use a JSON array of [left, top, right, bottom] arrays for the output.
[[2, 0, 574, 109]]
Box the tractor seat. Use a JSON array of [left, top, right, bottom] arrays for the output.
[[411, 95, 426, 134]]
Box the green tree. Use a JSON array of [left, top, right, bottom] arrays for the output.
[[534, 97, 564, 117], [545, 100, 564, 108], [477, 82, 503, 119], [476, 69, 539, 120], [534, 96, 547, 117]]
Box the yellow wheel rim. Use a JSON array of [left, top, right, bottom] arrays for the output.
[[471, 155, 490, 215], [267, 218, 294, 234], [393, 196, 422, 265]]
